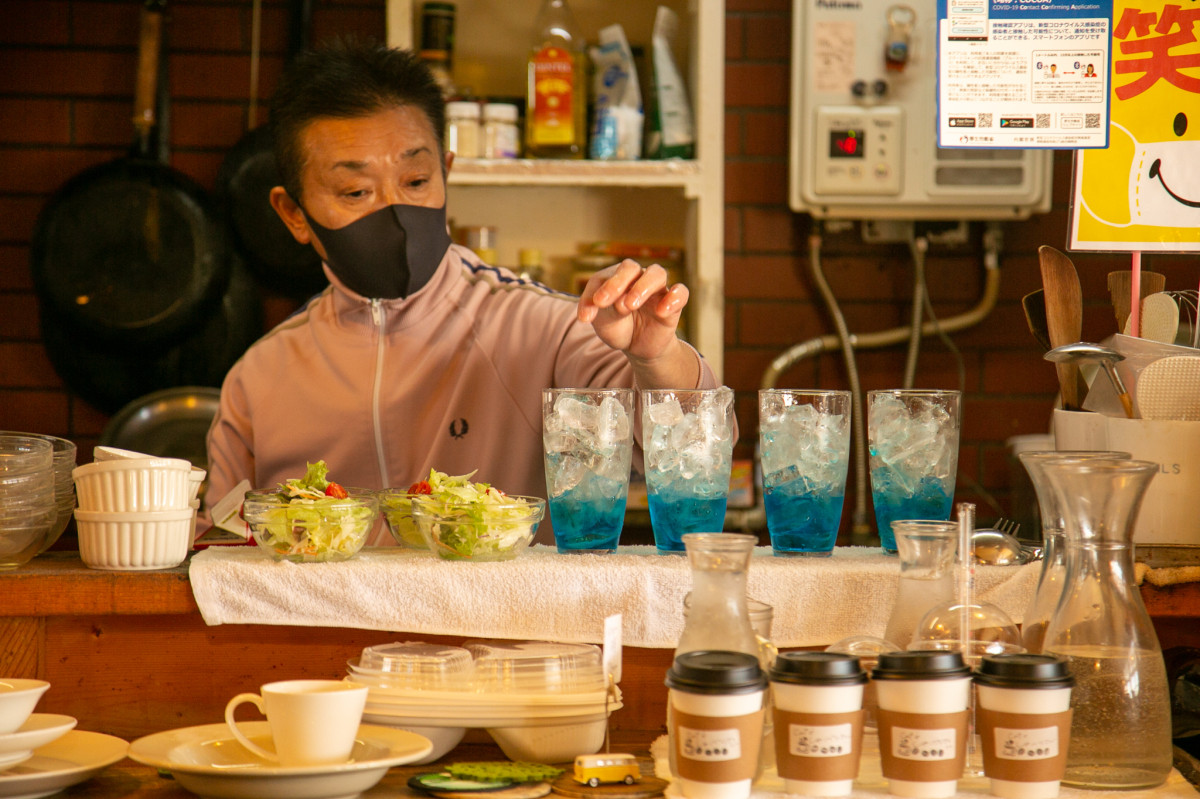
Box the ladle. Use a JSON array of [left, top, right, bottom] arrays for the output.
[[1045, 342, 1135, 419], [971, 528, 1029, 566]]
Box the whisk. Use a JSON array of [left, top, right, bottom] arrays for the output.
[[1165, 290, 1199, 348]]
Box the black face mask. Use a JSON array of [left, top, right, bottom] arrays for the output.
[[303, 202, 452, 299]]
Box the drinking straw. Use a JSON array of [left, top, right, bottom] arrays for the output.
[[1130, 251, 1142, 337], [956, 502, 976, 655]]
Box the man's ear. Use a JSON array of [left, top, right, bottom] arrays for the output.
[[444, 150, 454, 176], [269, 187, 314, 245]]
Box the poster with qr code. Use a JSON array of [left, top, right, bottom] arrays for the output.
[[1069, 0, 1200, 251], [936, 0, 1113, 148]]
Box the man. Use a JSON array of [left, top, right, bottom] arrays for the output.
[[204, 41, 723, 544]]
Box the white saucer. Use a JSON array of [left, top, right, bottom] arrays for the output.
[[128, 722, 433, 799], [0, 716, 77, 771], [0, 730, 128, 799]]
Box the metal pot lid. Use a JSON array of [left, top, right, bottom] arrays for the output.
[[99, 386, 221, 473]]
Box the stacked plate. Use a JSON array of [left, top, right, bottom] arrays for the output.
[[348, 640, 621, 764], [73, 448, 205, 570], [0, 679, 76, 770]]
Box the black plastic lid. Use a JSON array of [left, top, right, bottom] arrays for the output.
[[770, 652, 868, 686], [974, 654, 1074, 689], [872, 650, 972, 681], [665, 651, 768, 695]]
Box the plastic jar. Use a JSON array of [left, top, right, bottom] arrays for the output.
[[445, 101, 480, 158], [482, 103, 520, 159]]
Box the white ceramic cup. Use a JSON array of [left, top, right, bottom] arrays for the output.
[[873, 651, 972, 799], [975, 654, 1074, 799], [224, 679, 368, 766]]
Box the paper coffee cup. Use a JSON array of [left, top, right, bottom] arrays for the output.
[[666, 651, 767, 799], [770, 652, 867, 797], [975, 654, 1074, 799], [873, 651, 972, 799]]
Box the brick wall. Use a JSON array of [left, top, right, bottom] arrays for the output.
[[1, 1, 1193, 540]]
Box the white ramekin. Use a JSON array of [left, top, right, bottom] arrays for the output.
[[74, 508, 193, 570]]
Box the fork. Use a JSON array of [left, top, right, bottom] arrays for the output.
[[993, 517, 1044, 561]]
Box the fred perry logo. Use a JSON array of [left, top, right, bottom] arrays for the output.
[[449, 418, 469, 439]]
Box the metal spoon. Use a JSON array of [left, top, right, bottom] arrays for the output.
[[1045, 342, 1135, 419], [971, 528, 1029, 566]]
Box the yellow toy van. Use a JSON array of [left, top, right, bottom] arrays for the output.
[[572, 753, 641, 787]]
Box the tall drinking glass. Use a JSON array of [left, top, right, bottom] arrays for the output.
[[758, 389, 851, 557], [642, 387, 736, 553], [542, 388, 634, 553], [867, 389, 961, 554]]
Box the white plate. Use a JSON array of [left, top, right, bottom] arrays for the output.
[[128, 722, 433, 799], [0, 716, 77, 767], [0, 730, 128, 799]]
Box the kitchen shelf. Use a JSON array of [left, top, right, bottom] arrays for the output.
[[387, 0, 726, 376]]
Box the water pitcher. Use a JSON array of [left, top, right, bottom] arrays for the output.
[[1017, 450, 1129, 653], [1041, 458, 1172, 790], [882, 520, 957, 650], [675, 533, 760, 659]]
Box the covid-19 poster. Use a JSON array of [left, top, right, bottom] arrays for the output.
[[1069, 1, 1200, 251]]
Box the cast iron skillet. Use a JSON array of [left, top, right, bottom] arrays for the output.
[[31, 0, 229, 347], [216, 0, 326, 299]]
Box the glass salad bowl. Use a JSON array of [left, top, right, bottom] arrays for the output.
[[409, 495, 546, 562], [377, 490, 429, 549], [242, 487, 378, 563]]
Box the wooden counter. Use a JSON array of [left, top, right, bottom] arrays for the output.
[[4, 553, 1200, 744]]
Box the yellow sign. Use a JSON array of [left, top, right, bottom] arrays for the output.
[[1070, 1, 1200, 251]]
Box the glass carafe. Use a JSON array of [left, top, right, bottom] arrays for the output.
[[1041, 458, 1172, 790], [882, 520, 957, 650], [1017, 450, 1130, 654], [675, 533, 759, 659]]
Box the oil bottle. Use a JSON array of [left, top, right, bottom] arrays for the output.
[[525, 0, 587, 158]]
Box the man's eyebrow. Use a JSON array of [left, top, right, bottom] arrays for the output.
[[330, 147, 433, 171]]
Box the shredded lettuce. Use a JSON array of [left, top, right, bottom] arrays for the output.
[[251, 461, 372, 561], [410, 469, 541, 560]]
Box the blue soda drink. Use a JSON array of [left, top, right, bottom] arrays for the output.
[[763, 477, 845, 556], [646, 487, 728, 553], [548, 479, 627, 553], [870, 470, 954, 553]]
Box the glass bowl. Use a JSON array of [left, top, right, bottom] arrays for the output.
[[409, 495, 545, 561], [242, 487, 378, 562], [377, 490, 428, 549], [910, 600, 1023, 663]]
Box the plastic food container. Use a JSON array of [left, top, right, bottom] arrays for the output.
[[352, 642, 474, 690], [466, 640, 606, 694]]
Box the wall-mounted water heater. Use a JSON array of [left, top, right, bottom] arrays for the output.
[[789, 0, 1054, 220]]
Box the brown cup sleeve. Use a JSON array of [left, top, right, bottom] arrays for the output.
[[672, 706, 765, 784], [977, 707, 1072, 783], [773, 708, 865, 782], [876, 708, 969, 782]]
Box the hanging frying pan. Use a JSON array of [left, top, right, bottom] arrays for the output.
[[31, 0, 229, 347], [41, 254, 263, 415], [216, 0, 326, 299]]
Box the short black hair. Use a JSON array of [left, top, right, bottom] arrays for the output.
[[269, 39, 446, 202]]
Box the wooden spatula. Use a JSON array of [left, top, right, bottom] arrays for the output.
[[1108, 270, 1166, 332], [1039, 246, 1086, 409]]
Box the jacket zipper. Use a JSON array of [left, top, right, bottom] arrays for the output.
[[370, 300, 388, 488]]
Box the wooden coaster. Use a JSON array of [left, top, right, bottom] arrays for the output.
[[430, 782, 554, 799], [550, 773, 668, 799]]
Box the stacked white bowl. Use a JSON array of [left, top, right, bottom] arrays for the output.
[[0, 435, 57, 570], [73, 448, 205, 570], [349, 640, 621, 764]]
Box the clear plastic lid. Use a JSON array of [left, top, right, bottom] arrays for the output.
[[466, 640, 605, 693], [353, 642, 474, 690]]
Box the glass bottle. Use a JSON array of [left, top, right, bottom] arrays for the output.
[[1041, 458, 1172, 790], [525, 0, 587, 159], [675, 533, 759, 659], [882, 520, 957, 650], [1017, 450, 1130, 654]]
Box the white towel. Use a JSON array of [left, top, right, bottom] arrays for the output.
[[188, 546, 1039, 649]]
